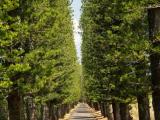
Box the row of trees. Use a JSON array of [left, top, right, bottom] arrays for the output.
[[0, 0, 81, 120], [81, 0, 160, 120]]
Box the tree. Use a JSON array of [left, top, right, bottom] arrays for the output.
[[148, 6, 160, 120], [0, 0, 80, 119], [81, 0, 159, 120]]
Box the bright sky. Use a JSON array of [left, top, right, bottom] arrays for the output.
[[71, 0, 82, 63]]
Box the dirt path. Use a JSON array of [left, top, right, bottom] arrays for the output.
[[70, 103, 97, 120]]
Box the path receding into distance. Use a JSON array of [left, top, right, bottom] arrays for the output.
[[70, 103, 97, 120]]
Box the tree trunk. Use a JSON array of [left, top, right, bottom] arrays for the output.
[[61, 105, 65, 118], [51, 106, 58, 120], [106, 103, 114, 120], [26, 97, 37, 120], [66, 104, 69, 113], [103, 103, 107, 117], [148, 7, 160, 120], [0, 99, 8, 120], [20, 96, 26, 120], [88, 101, 92, 107], [51, 106, 56, 120], [57, 106, 62, 119], [120, 103, 132, 120], [0, 106, 7, 120], [40, 105, 44, 120], [31, 102, 36, 120], [137, 94, 150, 120], [47, 102, 54, 120], [100, 102, 105, 117], [55, 107, 59, 120], [93, 102, 100, 111], [112, 101, 121, 120], [7, 90, 21, 120], [43, 104, 50, 120]]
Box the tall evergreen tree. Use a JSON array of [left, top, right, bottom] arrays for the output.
[[148, 6, 160, 120], [81, 0, 159, 120], [0, 0, 80, 119]]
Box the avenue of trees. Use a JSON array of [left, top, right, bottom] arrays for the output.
[[81, 0, 160, 120], [0, 0, 81, 120], [2, 0, 160, 120]]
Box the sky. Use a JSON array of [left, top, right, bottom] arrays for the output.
[[71, 0, 82, 62]]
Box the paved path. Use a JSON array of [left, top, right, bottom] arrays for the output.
[[70, 103, 97, 120]]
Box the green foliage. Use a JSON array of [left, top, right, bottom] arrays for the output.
[[81, 0, 159, 103], [0, 0, 80, 114]]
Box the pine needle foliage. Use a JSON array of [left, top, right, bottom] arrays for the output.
[[81, 0, 159, 103], [0, 0, 80, 118]]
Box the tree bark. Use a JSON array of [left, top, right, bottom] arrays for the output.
[[112, 101, 121, 120], [0, 100, 8, 120], [26, 97, 37, 120], [51, 106, 59, 120], [137, 94, 150, 120], [106, 103, 114, 120], [39, 105, 44, 120], [148, 7, 160, 120], [20, 96, 26, 120], [61, 105, 65, 118], [66, 104, 69, 113], [31, 101, 36, 120], [51, 106, 57, 120], [120, 103, 132, 120], [57, 106, 62, 119], [47, 102, 54, 120], [43, 104, 50, 120], [93, 102, 100, 111], [100, 102, 105, 117], [7, 89, 21, 120], [54, 106, 59, 120], [88, 101, 92, 108]]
